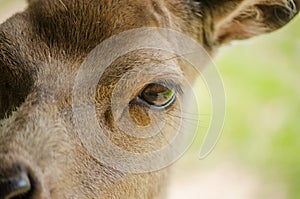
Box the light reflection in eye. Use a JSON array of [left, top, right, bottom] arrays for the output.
[[140, 83, 176, 108]]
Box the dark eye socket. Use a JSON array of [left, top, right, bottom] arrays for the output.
[[139, 83, 176, 108]]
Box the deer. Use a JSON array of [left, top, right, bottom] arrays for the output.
[[0, 0, 299, 198]]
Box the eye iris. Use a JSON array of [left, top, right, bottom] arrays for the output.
[[141, 84, 175, 107]]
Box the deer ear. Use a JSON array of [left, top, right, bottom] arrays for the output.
[[209, 0, 299, 45]]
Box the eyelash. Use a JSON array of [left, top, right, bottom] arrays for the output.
[[134, 94, 176, 110], [146, 80, 183, 95]]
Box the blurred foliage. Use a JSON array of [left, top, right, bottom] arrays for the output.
[[196, 16, 300, 198]]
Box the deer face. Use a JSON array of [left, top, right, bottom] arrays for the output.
[[0, 0, 298, 199]]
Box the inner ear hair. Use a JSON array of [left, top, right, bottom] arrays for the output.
[[206, 0, 299, 44]]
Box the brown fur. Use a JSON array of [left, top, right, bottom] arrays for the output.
[[0, 0, 298, 198]]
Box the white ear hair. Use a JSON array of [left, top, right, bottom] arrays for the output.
[[208, 0, 299, 44]]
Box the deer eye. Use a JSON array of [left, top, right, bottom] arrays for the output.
[[139, 83, 176, 108]]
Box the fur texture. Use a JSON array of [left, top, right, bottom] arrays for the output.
[[0, 0, 298, 198]]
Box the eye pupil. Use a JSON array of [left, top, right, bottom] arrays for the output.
[[140, 83, 176, 107]]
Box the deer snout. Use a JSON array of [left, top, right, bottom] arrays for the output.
[[0, 162, 37, 199]]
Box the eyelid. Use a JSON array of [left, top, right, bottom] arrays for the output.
[[135, 94, 176, 111], [152, 80, 183, 96]]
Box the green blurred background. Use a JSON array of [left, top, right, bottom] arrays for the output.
[[173, 13, 300, 199], [0, 0, 299, 198], [216, 17, 300, 198]]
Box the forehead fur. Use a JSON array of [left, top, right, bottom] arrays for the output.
[[26, 0, 205, 55]]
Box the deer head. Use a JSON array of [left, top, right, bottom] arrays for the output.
[[0, 0, 298, 198]]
